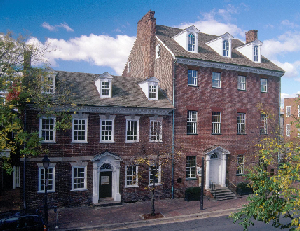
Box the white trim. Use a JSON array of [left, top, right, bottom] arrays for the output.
[[72, 114, 89, 143], [156, 36, 175, 59], [212, 72, 221, 88], [237, 76, 246, 91], [38, 166, 56, 193], [100, 115, 116, 143], [149, 117, 163, 142], [125, 116, 140, 143], [286, 106, 291, 117], [188, 70, 198, 86], [149, 165, 161, 186], [71, 163, 88, 191], [286, 124, 291, 137], [125, 165, 139, 188], [39, 117, 56, 143], [261, 78, 268, 92]]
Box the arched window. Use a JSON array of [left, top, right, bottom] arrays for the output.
[[253, 46, 258, 62], [211, 153, 218, 159], [223, 40, 229, 57], [188, 33, 195, 51]]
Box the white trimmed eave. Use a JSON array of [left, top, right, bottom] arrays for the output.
[[176, 57, 284, 78], [156, 36, 175, 59]]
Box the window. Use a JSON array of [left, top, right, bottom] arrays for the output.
[[286, 106, 291, 117], [42, 75, 55, 94], [100, 115, 115, 143], [260, 114, 268, 135], [39, 117, 55, 143], [188, 70, 198, 86], [188, 33, 195, 51], [149, 85, 157, 99], [237, 76, 246, 91], [125, 165, 138, 187], [186, 156, 196, 178], [125, 116, 140, 143], [13, 166, 20, 189], [254, 46, 258, 62], [128, 61, 130, 73], [187, 111, 197, 134], [149, 165, 161, 185], [72, 166, 87, 190], [223, 40, 229, 57], [286, 124, 291, 137], [261, 79, 267, 92], [212, 72, 221, 88], [149, 117, 162, 142], [101, 81, 111, 97], [237, 113, 246, 134], [38, 167, 55, 193], [212, 112, 221, 134], [156, 44, 161, 58], [236, 155, 244, 175], [72, 114, 88, 143]]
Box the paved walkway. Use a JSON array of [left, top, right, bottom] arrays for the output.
[[48, 196, 249, 230]]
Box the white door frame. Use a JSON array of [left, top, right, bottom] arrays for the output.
[[91, 151, 122, 203], [205, 147, 230, 189]]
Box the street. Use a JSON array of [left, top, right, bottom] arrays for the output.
[[117, 215, 281, 231]]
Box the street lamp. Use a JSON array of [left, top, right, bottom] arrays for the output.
[[42, 155, 50, 230]]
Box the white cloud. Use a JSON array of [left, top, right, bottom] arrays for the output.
[[42, 22, 74, 32], [281, 20, 299, 29], [27, 34, 135, 75]]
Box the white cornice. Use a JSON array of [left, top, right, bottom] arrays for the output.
[[156, 36, 175, 59], [176, 58, 284, 78]]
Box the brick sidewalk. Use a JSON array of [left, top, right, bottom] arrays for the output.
[[48, 196, 248, 230]]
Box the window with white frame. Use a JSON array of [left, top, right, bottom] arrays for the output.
[[156, 44, 161, 58], [254, 46, 258, 62], [260, 113, 268, 135], [13, 166, 20, 189], [188, 33, 195, 51], [126, 116, 140, 142], [39, 117, 55, 143], [237, 76, 246, 91], [188, 70, 198, 86], [100, 115, 115, 143], [72, 114, 88, 143], [187, 111, 197, 134], [261, 79, 267, 92], [212, 72, 221, 88], [149, 85, 157, 99], [101, 81, 111, 97], [212, 112, 221, 134], [186, 156, 196, 178], [236, 155, 244, 175], [42, 75, 55, 94], [125, 165, 138, 187], [286, 124, 291, 137], [149, 165, 161, 185], [72, 166, 87, 191], [223, 40, 229, 57], [286, 106, 291, 117], [149, 117, 162, 142], [128, 61, 130, 73], [38, 166, 55, 193], [237, 113, 246, 134]]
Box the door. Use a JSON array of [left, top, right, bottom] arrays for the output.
[[209, 157, 221, 185], [99, 171, 112, 198]]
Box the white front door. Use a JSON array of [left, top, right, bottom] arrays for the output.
[[209, 156, 221, 185]]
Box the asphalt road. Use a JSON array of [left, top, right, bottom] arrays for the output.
[[117, 215, 281, 231]]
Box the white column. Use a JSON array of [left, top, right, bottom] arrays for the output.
[[92, 163, 99, 204], [114, 162, 121, 201], [205, 155, 210, 189], [220, 154, 227, 187]]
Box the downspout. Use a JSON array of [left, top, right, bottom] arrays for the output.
[[278, 76, 282, 168], [171, 59, 177, 199], [23, 107, 26, 211]]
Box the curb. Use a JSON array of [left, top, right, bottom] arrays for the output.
[[63, 207, 241, 231]]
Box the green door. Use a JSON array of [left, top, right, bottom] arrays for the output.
[[99, 171, 112, 198]]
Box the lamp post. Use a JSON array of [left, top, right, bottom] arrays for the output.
[[42, 155, 50, 230]]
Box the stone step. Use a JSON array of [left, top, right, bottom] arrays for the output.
[[209, 187, 236, 201], [94, 198, 123, 208]]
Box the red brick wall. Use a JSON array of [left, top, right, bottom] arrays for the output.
[[284, 96, 300, 140]]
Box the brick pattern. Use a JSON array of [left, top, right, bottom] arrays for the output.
[[284, 96, 300, 140], [245, 30, 258, 44]]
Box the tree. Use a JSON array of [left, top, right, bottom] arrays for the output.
[[231, 108, 300, 230], [0, 32, 73, 174]]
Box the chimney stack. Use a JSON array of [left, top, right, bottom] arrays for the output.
[[245, 30, 258, 44]]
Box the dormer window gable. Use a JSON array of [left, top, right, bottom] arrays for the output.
[[236, 39, 263, 63], [206, 32, 234, 58], [139, 77, 159, 100], [95, 72, 113, 98], [41, 72, 56, 94], [173, 25, 200, 53]]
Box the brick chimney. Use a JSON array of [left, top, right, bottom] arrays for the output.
[[245, 30, 258, 44], [137, 10, 156, 78]]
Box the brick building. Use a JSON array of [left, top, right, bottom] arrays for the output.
[[22, 71, 174, 208], [123, 11, 284, 195], [284, 95, 300, 140]]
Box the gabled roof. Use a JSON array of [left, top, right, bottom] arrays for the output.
[[55, 71, 173, 109], [156, 25, 284, 73]]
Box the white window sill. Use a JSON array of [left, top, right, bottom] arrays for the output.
[[71, 141, 88, 144], [100, 141, 115, 144], [148, 183, 162, 187], [149, 140, 163, 143], [186, 177, 197, 180], [125, 185, 139, 188], [125, 140, 139, 143], [37, 190, 55, 194], [71, 188, 88, 192]]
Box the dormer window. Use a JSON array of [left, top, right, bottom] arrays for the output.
[[128, 61, 131, 73], [42, 73, 56, 94], [188, 33, 195, 51], [254, 46, 258, 62], [156, 44, 161, 58], [223, 40, 229, 57], [173, 25, 199, 53], [139, 77, 159, 100], [95, 72, 113, 98]]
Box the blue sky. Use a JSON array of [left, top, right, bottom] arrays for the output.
[[1, 0, 300, 103]]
